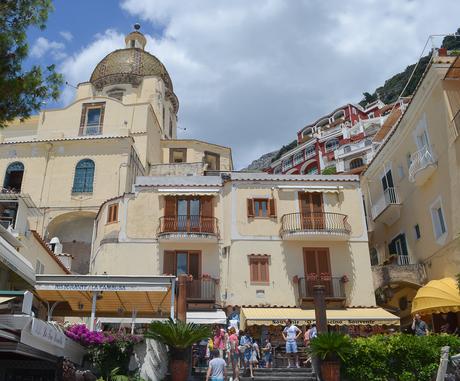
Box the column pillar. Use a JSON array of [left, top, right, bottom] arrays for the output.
[[313, 284, 328, 333], [177, 274, 188, 322]]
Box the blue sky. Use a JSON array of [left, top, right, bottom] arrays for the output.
[[25, 0, 460, 169]]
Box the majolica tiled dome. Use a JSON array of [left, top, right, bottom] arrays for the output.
[[90, 48, 173, 91], [89, 26, 173, 92]]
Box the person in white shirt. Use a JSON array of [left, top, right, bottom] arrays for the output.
[[206, 349, 227, 381], [282, 319, 302, 368]]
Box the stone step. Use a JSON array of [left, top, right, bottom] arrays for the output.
[[240, 376, 316, 381], [239, 367, 317, 381]]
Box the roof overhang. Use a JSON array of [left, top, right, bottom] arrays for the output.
[[240, 307, 400, 328], [34, 275, 176, 318]]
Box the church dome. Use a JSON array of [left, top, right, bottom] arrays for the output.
[[89, 25, 174, 92]]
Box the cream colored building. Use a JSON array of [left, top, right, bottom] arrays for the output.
[[0, 27, 394, 329], [0, 29, 230, 274], [361, 54, 460, 327], [91, 171, 382, 322]]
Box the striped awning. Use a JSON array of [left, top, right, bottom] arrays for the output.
[[240, 307, 400, 328]]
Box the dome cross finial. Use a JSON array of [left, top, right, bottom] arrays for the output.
[[125, 24, 146, 49]]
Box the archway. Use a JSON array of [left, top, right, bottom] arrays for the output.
[[46, 211, 96, 274], [3, 162, 24, 192]]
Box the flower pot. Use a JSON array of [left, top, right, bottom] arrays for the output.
[[320, 360, 340, 381], [170, 358, 189, 381]]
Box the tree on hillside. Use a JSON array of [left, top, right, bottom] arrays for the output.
[[0, 0, 63, 128], [442, 28, 460, 50]]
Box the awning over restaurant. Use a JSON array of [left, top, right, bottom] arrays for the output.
[[34, 275, 176, 321], [186, 310, 227, 325], [157, 188, 221, 196], [411, 277, 460, 315], [276, 185, 343, 193], [240, 307, 400, 328]]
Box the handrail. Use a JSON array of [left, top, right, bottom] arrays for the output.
[[280, 212, 351, 236], [371, 187, 400, 219], [298, 276, 345, 298], [158, 215, 219, 237], [186, 277, 218, 302], [408, 145, 436, 182]]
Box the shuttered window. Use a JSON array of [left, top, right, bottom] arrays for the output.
[[163, 250, 201, 278], [303, 248, 331, 276], [249, 256, 270, 284], [247, 198, 276, 218], [107, 203, 118, 224]]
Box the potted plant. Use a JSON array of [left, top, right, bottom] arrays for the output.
[[145, 319, 211, 381], [310, 332, 352, 381]]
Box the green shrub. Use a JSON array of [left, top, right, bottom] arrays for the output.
[[342, 334, 460, 381]]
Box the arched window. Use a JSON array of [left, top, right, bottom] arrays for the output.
[[72, 159, 95, 193], [3, 162, 24, 192], [350, 158, 364, 170], [325, 138, 340, 152]]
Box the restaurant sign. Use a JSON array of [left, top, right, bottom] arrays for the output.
[[271, 319, 379, 326], [30, 318, 66, 348], [36, 283, 168, 292]]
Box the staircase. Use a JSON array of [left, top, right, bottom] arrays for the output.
[[240, 367, 317, 381]]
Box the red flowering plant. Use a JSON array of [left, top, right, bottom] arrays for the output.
[[319, 272, 332, 281], [340, 275, 349, 283], [65, 324, 142, 379]]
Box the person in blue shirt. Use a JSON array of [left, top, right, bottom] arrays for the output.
[[239, 331, 253, 376]]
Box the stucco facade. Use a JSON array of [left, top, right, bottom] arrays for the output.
[[91, 173, 376, 309], [361, 55, 460, 325]]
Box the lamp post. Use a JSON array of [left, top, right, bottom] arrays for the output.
[[313, 284, 328, 333]]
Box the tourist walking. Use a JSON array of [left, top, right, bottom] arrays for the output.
[[262, 337, 273, 368], [282, 319, 302, 368], [239, 331, 253, 376], [214, 327, 226, 358], [228, 327, 240, 381], [412, 314, 429, 336], [206, 349, 227, 381], [249, 339, 260, 377]]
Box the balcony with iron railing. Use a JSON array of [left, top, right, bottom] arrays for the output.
[[280, 212, 351, 240], [408, 145, 437, 186], [79, 124, 102, 136], [186, 277, 219, 308], [298, 276, 346, 303], [371, 187, 401, 226], [372, 255, 427, 290], [157, 215, 219, 242]]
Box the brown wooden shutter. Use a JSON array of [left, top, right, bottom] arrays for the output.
[[261, 259, 269, 282], [303, 248, 318, 275], [163, 251, 176, 275], [200, 197, 213, 233], [247, 199, 254, 217], [189, 252, 200, 279], [317, 248, 331, 274], [269, 198, 276, 218], [79, 105, 87, 136], [164, 197, 176, 232], [311, 192, 323, 212]]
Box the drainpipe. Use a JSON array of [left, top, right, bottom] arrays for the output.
[[37, 143, 53, 234]]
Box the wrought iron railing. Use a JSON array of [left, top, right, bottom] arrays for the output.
[[408, 145, 436, 182], [298, 276, 345, 299], [281, 212, 351, 236], [158, 215, 219, 237], [186, 277, 218, 302], [79, 124, 102, 136], [371, 187, 400, 219]]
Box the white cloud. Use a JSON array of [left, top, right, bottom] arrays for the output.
[[59, 29, 125, 104], [30, 37, 66, 59], [60, 1, 460, 168], [60, 31, 74, 42]]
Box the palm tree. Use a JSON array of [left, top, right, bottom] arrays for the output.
[[145, 318, 211, 354], [145, 319, 211, 381]]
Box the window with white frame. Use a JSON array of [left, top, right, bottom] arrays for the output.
[[293, 151, 304, 166], [430, 197, 447, 241], [325, 138, 339, 152], [282, 158, 293, 172]]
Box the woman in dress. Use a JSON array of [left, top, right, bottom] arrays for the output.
[[249, 339, 260, 378]]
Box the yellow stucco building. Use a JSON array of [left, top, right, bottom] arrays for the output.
[[362, 54, 460, 329], [1, 27, 395, 332]]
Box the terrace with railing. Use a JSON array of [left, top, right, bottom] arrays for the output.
[[408, 145, 437, 185], [371, 187, 401, 225], [298, 276, 346, 300], [280, 212, 351, 240], [157, 215, 219, 241]]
